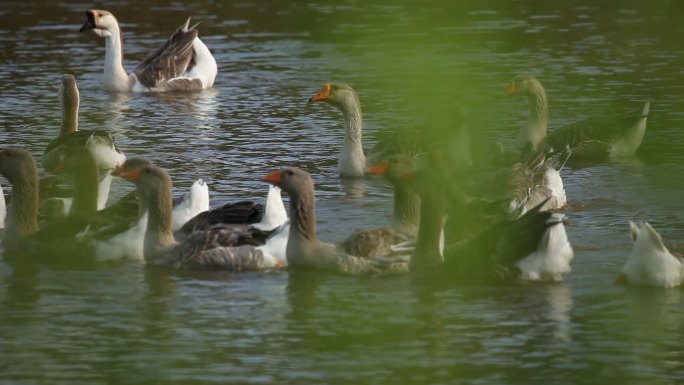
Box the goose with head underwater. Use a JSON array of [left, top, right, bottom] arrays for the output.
[[616, 221, 684, 288]]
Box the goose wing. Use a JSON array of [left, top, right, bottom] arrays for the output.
[[177, 227, 280, 271], [43, 130, 121, 172], [547, 104, 649, 150], [133, 18, 199, 89], [339, 227, 409, 259], [176, 200, 264, 237]]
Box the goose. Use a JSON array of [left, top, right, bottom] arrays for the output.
[[504, 145, 571, 217], [117, 164, 286, 270], [0, 148, 41, 254], [80, 9, 217, 92], [504, 75, 649, 159], [0, 147, 140, 266], [366, 155, 422, 235], [43, 74, 125, 213], [338, 155, 425, 259], [91, 158, 209, 261], [615, 221, 684, 288], [178, 184, 287, 236], [403, 154, 573, 281], [261, 167, 410, 275], [308, 83, 471, 178], [172, 179, 290, 262], [308, 83, 367, 177]]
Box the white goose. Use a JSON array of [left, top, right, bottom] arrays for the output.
[[80, 9, 217, 92], [616, 221, 684, 288], [515, 213, 574, 281]]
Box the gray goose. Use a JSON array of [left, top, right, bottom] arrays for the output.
[[504, 74, 649, 160], [118, 164, 285, 270], [336, 154, 425, 259], [308, 83, 367, 177], [261, 167, 409, 275], [80, 9, 217, 92]]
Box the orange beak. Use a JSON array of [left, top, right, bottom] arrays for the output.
[[111, 163, 124, 176], [366, 160, 389, 176], [261, 170, 282, 185], [308, 83, 331, 104], [118, 167, 142, 183], [503, 81, 516, 96]]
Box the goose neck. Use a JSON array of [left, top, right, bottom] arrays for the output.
[[69, 162, 100, 216], [392, 182, 420, 235], [60, 94, 79, 135], [144, 182, 179, 264], [412, 186, 445, 270], [4, 174, 39, 246], [103, 23, 131, 91], [339, 105, 366, 177], [518, 88, 548, 149], [289, 186, 318, 244]]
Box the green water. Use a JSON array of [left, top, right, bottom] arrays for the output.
[[1, 1, 683, 384]]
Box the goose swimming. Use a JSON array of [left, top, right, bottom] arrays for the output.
[[80, 9, 217, 92]]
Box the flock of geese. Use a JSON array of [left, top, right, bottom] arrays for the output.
[[1, 9, 682, 288]]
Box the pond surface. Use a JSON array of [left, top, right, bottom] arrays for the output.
[[1, 0, 684, 384]]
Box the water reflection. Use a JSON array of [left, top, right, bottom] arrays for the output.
[[103, 92, 132, 132], [338, 177, 366, 199]]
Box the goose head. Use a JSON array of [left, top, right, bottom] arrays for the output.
[[80, 9, 119, 37], [119, 164, 171, 203], [504, 75, 545, 97], [112, 158, 152, 176], [59, 74, 79, 113], [367, 155, 418, 185], [308, 83, 361, 113], [261, 167, 313, 197], [0, 148, 37, 186]]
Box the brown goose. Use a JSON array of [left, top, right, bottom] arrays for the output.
[[42, 74, 126, 214], [261, 167, 409, 275], [80, 9, 217, 92], [335, 155, 425, 259], [504, 74, 649, 159], [0, 148, 134, 265], [0, 148, 40, 253], [118, 164, 285, 270]]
